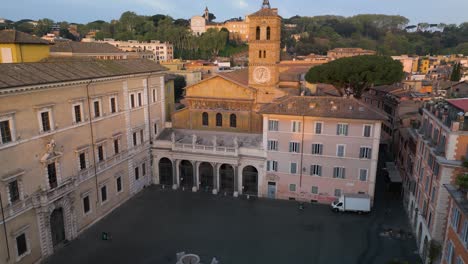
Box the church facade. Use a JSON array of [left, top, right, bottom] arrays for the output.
[[154, 0, 383, 203]]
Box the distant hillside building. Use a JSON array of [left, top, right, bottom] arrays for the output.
[[327, 48, 376, 60], [101, 39, 173, 63], [190, 6, 250, 42], [0, 30, 50, 63]]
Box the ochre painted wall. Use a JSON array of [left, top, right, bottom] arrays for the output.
[[0, 43, 49, 63]]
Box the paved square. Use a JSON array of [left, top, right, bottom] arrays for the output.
[[45, 181, 421, 264]]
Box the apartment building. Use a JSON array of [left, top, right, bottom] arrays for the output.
[[442, 184, 468, 264], [102, 39, 174, 63], [0, 59, 167, 264], [260, 96, 383, 203], [404, 98, 468, 261]]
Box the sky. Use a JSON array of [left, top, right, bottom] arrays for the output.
[[2, 0, 468, 25]]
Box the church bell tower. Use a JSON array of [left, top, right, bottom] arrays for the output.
[[248, 0, 282, 101]]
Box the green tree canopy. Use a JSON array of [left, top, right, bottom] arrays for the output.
[[305, 55, 404, 98]]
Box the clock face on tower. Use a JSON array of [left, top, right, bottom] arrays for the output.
[[253, 66, 271, 84]]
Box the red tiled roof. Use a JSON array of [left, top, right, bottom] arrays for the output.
[[217, 69, 249, 87], [447, 98, 468, 112]]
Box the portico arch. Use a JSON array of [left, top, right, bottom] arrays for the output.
[[219, 164, 234, 193], [199, 162, 214, 191], [242, 166, 258, 196], [179, 160, 194, 188], [159, 158, 173, 186]]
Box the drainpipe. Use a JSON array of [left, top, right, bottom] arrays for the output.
[[0, 192, 10, 261], [85, 80, 100, 206], [299, 115, 305, 189], [146, 74, 155, 185]]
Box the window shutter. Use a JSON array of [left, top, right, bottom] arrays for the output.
[[336, 125, 340, 135], [318, 166, 322, 176]]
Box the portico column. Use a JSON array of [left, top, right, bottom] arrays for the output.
[[172, 159, 179, 190], [192, 161, 198, 192], [238, 165, 243, 196], [212, 163, 218, 195], [233, 165, 239, 197]]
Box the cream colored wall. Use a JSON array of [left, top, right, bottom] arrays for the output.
[[0, 72, 165, 263]]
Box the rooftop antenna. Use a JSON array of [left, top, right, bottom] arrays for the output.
[[262, 0, 271, 9]]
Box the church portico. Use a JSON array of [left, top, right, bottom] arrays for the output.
[[153, 129, 266, 197]]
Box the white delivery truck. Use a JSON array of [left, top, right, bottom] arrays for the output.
[[331, 194, 371, 213]]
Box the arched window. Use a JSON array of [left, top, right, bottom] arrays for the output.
[[216, 113, 223, 127], [267, 27, 271, 40], [256, 26, 260, 40], [230, 114, 237, 128], [259, 50, 262, 58], [202, 112, 209, 126], [263, 50, 266, 58]]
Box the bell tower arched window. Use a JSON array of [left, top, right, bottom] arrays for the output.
[[230, 114, 237, 128], [202, 112, 209, 126], [216, 113, 223, 127], [259, 50, 262, 58], [263, 50, 266, 58], [256, 26, 260, 40], [267, 27, 271, 40]]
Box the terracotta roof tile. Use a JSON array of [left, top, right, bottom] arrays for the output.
[[447, 98, 468, 112], [0, 59, 167, 89], [260, 96, 385, 120], [0, 30, 49, 45], [249, 8, 279, 17], [50, 41, 124, 54], [217, 69, 249, 87]]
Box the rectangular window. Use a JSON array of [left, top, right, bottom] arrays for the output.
[[334, 189, 342, 197], [359, 169, 368, 181], [101, 185, 107, 203], [73, 104, 82, 123], [98, 145, 104, 162], [41, 111, 51, 132], [289, 184, 296, 192], [110, 97, 117, 113], [311, 186, 318, 194], [142, 163, 146, 176], [112, 139, 119, 154], [290, 163, 297, 174], [133, 132, 137, 146], [152, 89, 157, 102], [83, 195, 90, 214], [433, 163, 440, 178], [452, 207, 461, 230], [47, 162, 58, 189], [333, 167, 346, 179], [310, 165, 322, 176], [79, 152, 86, 170], [291, 121, 302, 133], [93, 101, 101, 118], [311, 144, 323, 155], [267, 140, 278, 151], [461, 221, 468, 247], [8, 180, 20, 203], [337, 144, 345, 157], [359, 147, 372, 159], [267, 160, 278, 172], [363, 125, 372, 137], [16, 233, 28, 257], [315, 122, 322, 134], [130, 94, 135, 108], [116, 177, 122, 192], [337, 124, 349, 136], [135, 167, 140, 180], [138, 92, 142, 106], [0, 120, 12, 144], [140, 130, 144, 144], [154, 123, 158, 135], [446, 240, 454, 263], [431, 186, 436, 202], [289, 142, 300, 153], [268, 120, 279, 131]]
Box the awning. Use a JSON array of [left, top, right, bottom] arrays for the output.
[[385, 162, 402, 183]]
